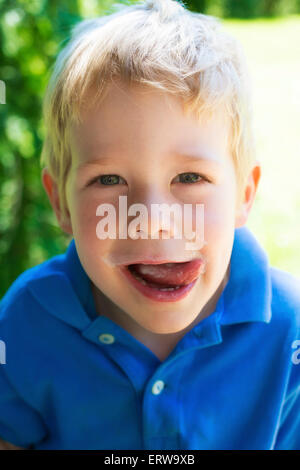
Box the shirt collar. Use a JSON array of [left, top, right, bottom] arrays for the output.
[[27, 239, 92, 331], [27, 225, 272, 334], [219, 226, 272, 325]]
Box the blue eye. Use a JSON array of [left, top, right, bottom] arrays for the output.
[[88, 172, 208, 187], [91, 174, 126, 186], [174, 173, 206, 184]]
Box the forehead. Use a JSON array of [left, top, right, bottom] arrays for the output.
[[69, 80, 232, 167]]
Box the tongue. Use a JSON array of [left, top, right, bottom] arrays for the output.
[[130, 259, 203, 286]]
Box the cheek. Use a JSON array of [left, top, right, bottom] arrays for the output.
[[71, 195, 98, 239], [201, 174, 237, 231], [195, 183, 236, 275], [185, 193, 235, 244], [205, 192, 236, 233], [70, 191, 124, 271], [73, 209, 116, 290], [65, 188, 104, 262]]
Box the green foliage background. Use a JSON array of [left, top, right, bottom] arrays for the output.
[[1, 0, 300, 298]]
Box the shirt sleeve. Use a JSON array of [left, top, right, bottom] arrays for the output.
[[0, 364, 48, 448]]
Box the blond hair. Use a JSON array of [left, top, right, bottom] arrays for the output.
[[40, 0, 256, 220]]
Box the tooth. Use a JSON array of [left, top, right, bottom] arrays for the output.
[[158, 287, 178, 291]]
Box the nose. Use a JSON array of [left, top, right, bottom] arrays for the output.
[[126, 185, 183, 241]]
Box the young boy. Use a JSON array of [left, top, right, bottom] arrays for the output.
[[0, 0, 299, 451]]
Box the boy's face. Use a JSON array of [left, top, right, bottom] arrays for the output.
[[43, 79, 260, 336]]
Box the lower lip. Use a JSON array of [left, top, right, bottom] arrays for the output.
[[119, 265, 198, 303]]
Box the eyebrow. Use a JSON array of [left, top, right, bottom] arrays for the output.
[[174, 152, 222, 167], [76, 150, 222, 170], [76, 156, 120, 170]]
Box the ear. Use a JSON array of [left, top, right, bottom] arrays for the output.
[[235, 161, 261, 228], [41, 167, 73, 236]]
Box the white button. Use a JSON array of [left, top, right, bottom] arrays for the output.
[[152, 380, 165, 395], [98, 334, 115, 344]]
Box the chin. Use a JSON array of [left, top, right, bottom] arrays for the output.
[[136, 315, 195, 335]]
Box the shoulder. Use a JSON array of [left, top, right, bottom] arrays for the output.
[[0, 250, 67, 321], [269, 267, 300, 393], [0, 237, 89, 348], [0, 245, 75, 404], [270, 266, 300, 330]]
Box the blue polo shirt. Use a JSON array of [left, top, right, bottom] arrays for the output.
[[0, 226, 299, 450]]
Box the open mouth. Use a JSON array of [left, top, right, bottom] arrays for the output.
[[127, 264, 183, 291], [119, 259, 203, 302]]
